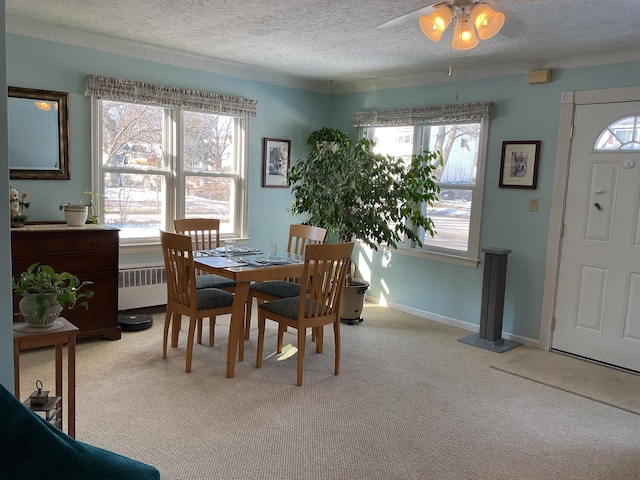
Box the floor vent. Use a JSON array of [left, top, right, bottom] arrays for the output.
[[118, 266, 167, 311]]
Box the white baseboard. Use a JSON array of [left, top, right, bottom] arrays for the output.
[[365, 294, 539, 349]]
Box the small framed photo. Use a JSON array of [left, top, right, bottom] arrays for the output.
[[499, 141, 541, 189], [262, 138, 291, 188]]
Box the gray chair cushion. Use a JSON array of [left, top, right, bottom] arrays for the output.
[[196, 274, 236, 290], [259, 297, 314, 320], [250, 280, 300, 298], [197, 288, 235, 310]]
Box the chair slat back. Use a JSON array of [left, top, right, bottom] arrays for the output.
[[174, 218, 221, 276], [174, 218, 221, 250], [286, 224, 327, 283], [288, 224, 327, 256], [300, 242, 354, 320], [161, 230, 197, 311]]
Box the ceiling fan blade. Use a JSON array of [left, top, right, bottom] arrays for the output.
[[499, 15, 528, 38], [483, 0, 528, 38], [377, 5, 438, 29]]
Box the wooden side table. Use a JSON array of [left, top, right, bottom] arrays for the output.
[[13, 317, 78, 438]]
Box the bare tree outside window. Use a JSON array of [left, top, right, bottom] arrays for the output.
[[97, 100, 242, 241]]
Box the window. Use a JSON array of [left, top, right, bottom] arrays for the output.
[[94, 100, 244, 244], [422, 123, 481, 254], [86, 75, 257, 248], [595, 115, 640, 150], [354, 102, 492, 266]]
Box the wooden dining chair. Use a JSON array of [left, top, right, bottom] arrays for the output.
[[160, 230, 234, 373], [244, 224, 327, 339], [175, 218, 237, 345], [255, 242, 354, 386]]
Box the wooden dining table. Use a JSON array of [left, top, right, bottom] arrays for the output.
[[194, 254, 304, 378]]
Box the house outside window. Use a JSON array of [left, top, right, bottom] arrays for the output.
[[595, 115, 640, 150], [354, 102, 492, 267]]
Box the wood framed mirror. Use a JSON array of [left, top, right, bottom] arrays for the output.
[[8, 86, 70, 180]]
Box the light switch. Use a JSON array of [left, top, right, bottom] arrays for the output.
[[529, 197, 538, 211]]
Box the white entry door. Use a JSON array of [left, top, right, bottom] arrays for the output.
[[553, 101, 640, 372]]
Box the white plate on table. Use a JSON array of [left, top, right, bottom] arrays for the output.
[[199, 247, 260, 256], [197, 256, 248, 268], [254, 256, 291, 265], [214, 246, 261, 254]]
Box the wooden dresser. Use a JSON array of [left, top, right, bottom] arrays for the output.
[[11, 224, 121, 340]]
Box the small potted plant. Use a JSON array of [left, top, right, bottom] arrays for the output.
[[12, 263, 94, 327], [59, 191, 102, 226]]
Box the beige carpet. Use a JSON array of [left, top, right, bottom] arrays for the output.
[[14, 304, 640, 480], [491, 349, 640, 416]]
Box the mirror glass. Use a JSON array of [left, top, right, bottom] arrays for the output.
[[8, 87, 70, 180]]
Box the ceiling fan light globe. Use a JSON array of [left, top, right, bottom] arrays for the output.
[[471, 4, 505, 40], [35, 101, 51, 111], [451, 19, 479, 51], [419, 5, 453, 42]]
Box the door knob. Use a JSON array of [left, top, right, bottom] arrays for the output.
[[594, 202, 602, 211]]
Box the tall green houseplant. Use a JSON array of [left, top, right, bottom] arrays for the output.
[[289, 127, 442, 252]]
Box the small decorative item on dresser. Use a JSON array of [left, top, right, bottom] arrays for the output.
[[12, 263, 94, 327], [9, 186, 29, 227], [59, 190, 102, 226], [60, 204, 88, 226]]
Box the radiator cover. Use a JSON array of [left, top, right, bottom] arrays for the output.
[[118, 266, 167, 311]]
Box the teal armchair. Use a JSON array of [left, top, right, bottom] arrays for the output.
[[0, 383, 160, 479]]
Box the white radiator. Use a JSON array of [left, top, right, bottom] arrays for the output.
[[118, 265, 167, 311]]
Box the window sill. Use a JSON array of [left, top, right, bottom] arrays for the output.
[[120, 241, 161, 255], [392, 245, 480, 268]]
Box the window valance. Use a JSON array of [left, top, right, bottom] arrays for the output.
[[84, 75, 258, 117], [352, 101, 493, 127]]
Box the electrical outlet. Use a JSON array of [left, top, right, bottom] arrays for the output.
[[529, 197, 538, 211]]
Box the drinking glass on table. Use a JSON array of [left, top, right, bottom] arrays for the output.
[[224, 240, 236, 258], [266, 241, 278, 259]]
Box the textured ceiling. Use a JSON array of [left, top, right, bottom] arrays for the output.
[[6, 0, 640, 93]]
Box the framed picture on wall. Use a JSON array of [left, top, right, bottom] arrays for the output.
[[262, 138, 291, 188], [499, 140, 541, 189]]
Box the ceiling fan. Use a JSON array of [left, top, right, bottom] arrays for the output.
[[378, 0, 527, 51]]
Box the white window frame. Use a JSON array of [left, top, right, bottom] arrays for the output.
[[86, 75, 256, 253], [90, 98, 249, 253], [353, 102, 492, 268]]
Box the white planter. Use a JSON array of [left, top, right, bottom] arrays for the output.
[[64, 205, 88, 226], [19, 292, 63, 327]]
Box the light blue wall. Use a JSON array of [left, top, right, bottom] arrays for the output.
[[332, 62, 640, 340], [5, 34, 328, 263], [4, 32, 640, 357], [1, 34, 326, 388]]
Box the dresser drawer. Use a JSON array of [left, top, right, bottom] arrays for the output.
[[71, 232, 118, 252], [13, 252, 118, 274], [12, 230, 117, 255]]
